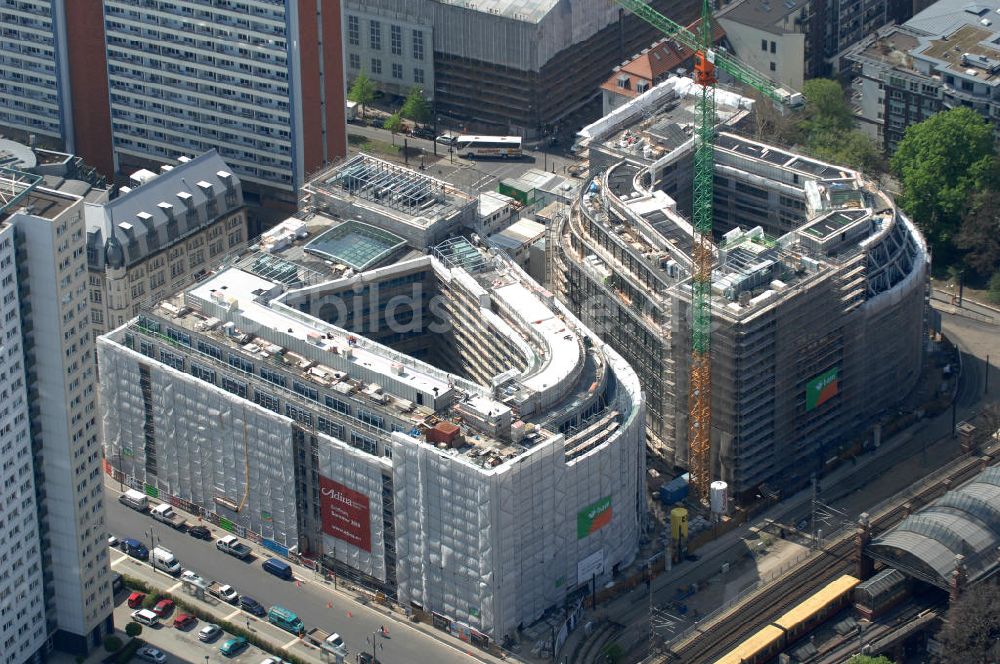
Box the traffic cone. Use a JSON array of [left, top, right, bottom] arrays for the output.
[[327, 601, 333, 609], [347, 611, 353, 618]]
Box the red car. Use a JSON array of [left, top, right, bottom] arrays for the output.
[[127, 592, 145, 609], [152, 598, 175, 617], [173, 613, 196, 629]]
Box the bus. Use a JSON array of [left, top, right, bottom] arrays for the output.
[[267, 605, 304, 635], [454, 135, 523, 158]]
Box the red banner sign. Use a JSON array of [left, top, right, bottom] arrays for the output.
[[319, 476, 371, 553]]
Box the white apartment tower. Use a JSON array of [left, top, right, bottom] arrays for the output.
[[0, 168, 114, 660]]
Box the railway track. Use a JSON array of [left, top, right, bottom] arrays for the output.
[[658, 443, 997, 664]]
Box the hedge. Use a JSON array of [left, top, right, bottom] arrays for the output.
[[116, 637, 145, 664], [121, 575, 311, 664]]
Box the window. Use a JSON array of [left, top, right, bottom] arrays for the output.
[[165, 328, 191, 346], [221, 375, 248, 398], [770, 41, 776, 54], [317, 416, 345, 439], [350, 431, 378, 455], [139, 340, 155, 358], [324, 396, 351, 416], [197, 341, 222, 360], [227, 353, 254, 373], [347, 15, 359, 46], [761, 39, 767, 51], [412, 30, 424, 60], [371, 58, 382, 75], [292, 381, 319, 401], [369, 20, 381, 50], [159, 349, 184, 371], [190, 363, 216, 383], [260, 366, 287, 387], [285, 404, 313, 426], [253, 389, 280, 413], [392, 63, 402, 79], [414, 67, 424, 84], [358, 409, 385, 430], [770, 62, 776, 72], [391, 25, 402, 55], [349, 53, 360, 70]]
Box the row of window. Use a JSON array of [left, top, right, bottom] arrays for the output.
[[348, 53, 424, 84], [347, 16, 424, 61]]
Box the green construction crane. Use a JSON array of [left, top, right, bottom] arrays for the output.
[[616, 0, 802, 505]]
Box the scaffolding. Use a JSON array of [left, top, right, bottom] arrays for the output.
[[432, 236, 489, 274], [322, 154, 448, 214], [0, 167, 42, 215]]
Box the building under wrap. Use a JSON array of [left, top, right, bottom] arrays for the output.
[[98, 235, 645, 640]]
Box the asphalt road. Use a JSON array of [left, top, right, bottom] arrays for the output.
[[347, 123, 579, 196], [104, 488, 488, 664]]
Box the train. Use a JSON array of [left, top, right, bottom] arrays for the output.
[[715, 574, 861, 664]]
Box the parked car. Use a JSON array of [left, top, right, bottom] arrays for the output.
[[216, 535, 252, 560], [198, 623, 222, 642], [188, 525, 212, 540], [411, 127, 435, 140], [130, 609, 160, 627], [136, 646, 167, 664], [436, 133, 458, 146], [173, 613, 196, 629], [127, 592, 146, 609], [239, 596, 266, 617], [221, 636, 249, 657], [152, 598, 174, 617], [107, 534, 120, 548], [180, 570, 206, 587], [357, 653, 382, 664], [121, 538, 149, 561], [261, 557, 293, 580]]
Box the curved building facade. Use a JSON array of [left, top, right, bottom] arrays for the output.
[[98, 231, 644, 640], [552, 78, 928, 500]]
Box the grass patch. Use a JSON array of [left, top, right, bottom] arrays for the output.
[[347, 134, 401, 156]]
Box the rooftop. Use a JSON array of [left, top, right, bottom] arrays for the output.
[[906, 0, 1000, 37], [303, 220, 407, 271], [717, 0, 808, 34], [915, 24, 1000, 83], [434, 0, 559, 23]]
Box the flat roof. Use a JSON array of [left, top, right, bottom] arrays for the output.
[[303, 220, 407, 271]]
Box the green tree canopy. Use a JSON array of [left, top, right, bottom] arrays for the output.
[[383, 112, 403, 145], [956, 189, 1000, 278], [400, 87, 431, 124], [891, 107, 996, 261], [801, 78, 855, 135], [347, 72, 376, 119], [125, 622, 142, 638]]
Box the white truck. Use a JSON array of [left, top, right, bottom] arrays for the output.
[[119, 489, 149, 512], [207, 581, 239, 603], [150, 503, 188, 530], [346, 101, 358, 123], [305, 628, 348, 657], [216, 535, 252, 560], [152, 547, 181, 575]]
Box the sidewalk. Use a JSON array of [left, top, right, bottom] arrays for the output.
[[103, 480, 508, 664]]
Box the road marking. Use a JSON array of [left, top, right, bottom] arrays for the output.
[[282, 637, 299, 650], [109, 553, 126, 567], [225, 609, 242, 620]]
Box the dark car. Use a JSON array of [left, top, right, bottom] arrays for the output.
[[410, 127, 435, 140], [357, 653, 382, 664], [239, 595, 266, 617], [122, 538, 149, 560], [188, 525, 212, 540]]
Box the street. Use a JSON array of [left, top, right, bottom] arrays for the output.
[[104, 486, 496, 664], [347, 123, 579, 196]]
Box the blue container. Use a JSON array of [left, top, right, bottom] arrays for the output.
[[659, 473, 690, 505]]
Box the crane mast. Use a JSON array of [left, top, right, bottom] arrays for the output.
[[614, 0, 802, 505]]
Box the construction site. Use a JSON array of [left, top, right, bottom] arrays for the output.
[[551, 74, 929, 503], [97, 221, 645, 643]]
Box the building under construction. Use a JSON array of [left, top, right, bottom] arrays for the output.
[[551, 77, 929, 501], [98, 224, 645, 640]]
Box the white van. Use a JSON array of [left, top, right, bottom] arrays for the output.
[[131, 609, 160, 627], [152, 547, 181, 575], [119, 489, 149, 512]]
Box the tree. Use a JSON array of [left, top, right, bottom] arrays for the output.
[[847, 656, 894, 664], [347, 72, 376, 120], [125, 622, 143, 638], [103, 635, 123, 652], [956, 189, 1000, 278], [399, 86, 431, 124], [793, 79, 885, 175], [989, 272, 1000, 305], [937, 576, 1000, 664], [800, 78, 855, 136], [383, 112, 403, 145], [891, 107, 997, 264]]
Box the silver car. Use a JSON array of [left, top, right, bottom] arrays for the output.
[[136, 646, 167, 664], [198, 623, 222, 642]]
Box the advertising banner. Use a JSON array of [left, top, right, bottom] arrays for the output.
[[577, 495, 612, 539], [576, 549, 605, 585], [806, 367, 839, 411], [319, 475, 372, 552]]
